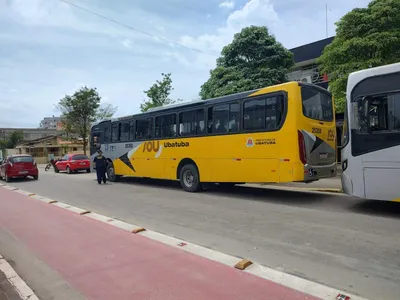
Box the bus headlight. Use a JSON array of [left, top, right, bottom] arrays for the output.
[[342, 159, 348, 172]]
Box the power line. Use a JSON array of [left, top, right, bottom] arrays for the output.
[[57, 0, 216, 57]]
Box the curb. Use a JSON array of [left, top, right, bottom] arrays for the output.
[[0, 185, 367, 300], [0, 254, 39, 300], [250, 184, 343, 194]]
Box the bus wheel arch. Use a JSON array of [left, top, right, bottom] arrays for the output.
[[177, 158, 201, 192], [106, 159, 121, 182]]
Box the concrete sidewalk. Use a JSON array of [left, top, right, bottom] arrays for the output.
[[0, 186, 320, 300]]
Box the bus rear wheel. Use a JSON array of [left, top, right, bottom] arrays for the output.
[[180, 164, 201, 192]]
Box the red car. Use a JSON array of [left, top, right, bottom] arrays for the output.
[[54, 154, 91, 174], [0, 154, 39, 182]]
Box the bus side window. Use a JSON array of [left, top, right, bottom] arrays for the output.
[[179, 111, 196, 136], [156, 114, 176, 139], [207, 107, 213, 134], [229, 103, 240, 132], [129, 121, 135, 141], [136, 118, 153, 140], [196, 109, 205, 135], [104, 127, 110, 143], [120, 122, 130, 142], [111, 122, 119, 142], [207, 105, 229, 134], [266, 96, 279, 130], [244, 98, 266, 131]]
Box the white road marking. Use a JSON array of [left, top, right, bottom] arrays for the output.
[[0, 255, 40, 300], [51, 202, 89, 215], [30, 195, 57, 204], [85, 212, 115, 223], [107, 219, 141, 232]]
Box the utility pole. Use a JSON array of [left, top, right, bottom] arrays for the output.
[[326, 3, 328, 38]]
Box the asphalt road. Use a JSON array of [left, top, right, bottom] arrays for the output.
[[4, 170, 400, 300]]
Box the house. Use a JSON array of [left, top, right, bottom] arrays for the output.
[[15, 135, 87, 164]]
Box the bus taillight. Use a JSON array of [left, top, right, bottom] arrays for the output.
[[298, 130, 307, 165]]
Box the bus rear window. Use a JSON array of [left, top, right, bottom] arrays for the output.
[[301, 87, 333, 122]]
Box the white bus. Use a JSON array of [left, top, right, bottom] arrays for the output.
[[341, 62, 400, 201]]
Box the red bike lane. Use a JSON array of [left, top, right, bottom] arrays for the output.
[[0, 187, 319, 300]]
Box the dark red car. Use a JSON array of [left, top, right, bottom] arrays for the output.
[[54, 154, 91, 174], [0, 155, 39, 182]]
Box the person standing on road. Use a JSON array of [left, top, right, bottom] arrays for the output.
[[93, 150, 107, 184]]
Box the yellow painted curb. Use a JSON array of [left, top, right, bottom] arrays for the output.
[[392, 198, 400, 203], [234, 259, 253, 270], [305, 188, 342, 193], [132, 227, 146, 234]]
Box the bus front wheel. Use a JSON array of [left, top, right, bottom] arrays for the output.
[[106, 164, 121, 182], [180, 164, 201, 192]]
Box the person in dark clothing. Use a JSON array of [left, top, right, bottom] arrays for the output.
[[93, 150, 107, 184]]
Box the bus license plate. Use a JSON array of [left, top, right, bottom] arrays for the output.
[[319, 153, 328, 159], [19, 171, 28, 174]]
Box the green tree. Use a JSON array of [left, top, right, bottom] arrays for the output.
[[141, 73, 178, 112], [319, 0, 400, 112], [0, 140, 7, 150], [6, 130, 24, 148], [57, 86, 117, 155], [200, 26, 294, 99], [60, 117, 74, 140]]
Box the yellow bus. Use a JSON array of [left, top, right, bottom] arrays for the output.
[[90, 81, 337, 192]]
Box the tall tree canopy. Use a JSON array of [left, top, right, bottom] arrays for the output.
[[58, 86, 117, 154], [200, 26, 294, 100], [319, 0, 400, 112], [141, 73, 179, 112]]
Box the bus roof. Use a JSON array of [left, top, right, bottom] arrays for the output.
[[347, 62, 400, 99], [92, 81, 326, 128]]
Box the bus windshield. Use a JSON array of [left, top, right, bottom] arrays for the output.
[[352, 93, 400, 133], [301, 87, 333, 122]]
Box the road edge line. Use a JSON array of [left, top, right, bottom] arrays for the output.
[[1, 185, 368, 300], [0, 254, 40, 300]]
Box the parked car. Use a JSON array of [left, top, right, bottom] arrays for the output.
[[54, 154, 91, 174], [0, 154, 39, 182]]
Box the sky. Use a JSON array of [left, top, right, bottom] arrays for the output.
[[0, 0, 371, 128]]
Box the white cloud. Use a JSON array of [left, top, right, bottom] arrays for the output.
[[177, 0, 279, 67], [122, 38, 132, 49], [219, 1, 235, 10]]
